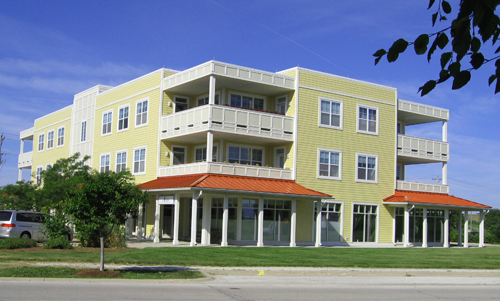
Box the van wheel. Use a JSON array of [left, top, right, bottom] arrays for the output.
[[20, 232, 31, 239]]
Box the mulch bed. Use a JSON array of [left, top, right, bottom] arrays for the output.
[[0, 247, 132, 253], [75, 269, 122, 278]]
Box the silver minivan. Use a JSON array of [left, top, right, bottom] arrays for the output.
[[0, 210, 68, 241]]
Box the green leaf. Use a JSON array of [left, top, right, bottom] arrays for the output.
[[449, 61, 461, 76], [442, 1, 452, 14], [418, 80, 437, 96], [373, 49, 387, 57], [440, 52, 453, 69], [488, 75, 496, 86], [452, 71, 471, 90], [495, 45, 500, 53], [432, 12, 438, 26], [427, 35, 439, 61], [470, 53, 485, 69], [437, 33, 449, 49], [495, 78, 500, 93], [440, 16, 447, 21], [387, 39, 409, 62], [437, 70, 451, 83], [428, 0, 436, 9], [414, 34, 430, 55], [471, 37, 481, 53]]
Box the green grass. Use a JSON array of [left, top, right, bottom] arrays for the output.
[[0, 246, 499, 269]]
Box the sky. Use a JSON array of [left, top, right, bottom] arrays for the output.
[[0, 0, 499, 208]]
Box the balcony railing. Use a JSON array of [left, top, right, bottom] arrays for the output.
[[20, 127, 34, 140], [397, 180, 449, 194], [397, 134, 449, 162], [18, 151, 33, 168], [161, 104, 294, 141], [398, 99, 449, 120], [158, 162, 293, 180]]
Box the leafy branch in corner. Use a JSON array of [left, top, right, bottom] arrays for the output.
[[373, 0, 500, 96]]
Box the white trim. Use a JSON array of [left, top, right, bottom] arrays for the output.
[[273, 146, 286, 169], [46, 129, 55, 150], [56, 125, 65, 148], [350, 203, 380, 243], [132, 145, 147, 175], [228, 90, 267, 110], [226, 143, 265, 166], [117, 103, 130, 133], [357, 104, 379, 135], [101, 109, 113, 136], [318, 97, 343, 130], [196, 91, 221, 106], [96, 86, 160, 111], [312, 200, 345, 244], [115, 149, 128, 173], [301, 85, 396, 107], [35, 165, 43, 185], [275, 94, 288, 114], [37, 133, 45, 153], [293, 69, 299, 181], [135, 97, 150, 128], [355, 153, 379, 184], [173, 95, 189, 113], [80, 120, 87, 143], [170, 145, 187, 165], [317, 148, 342, 181], [157, 69, 165, 179], [194, 143, 219, 162]]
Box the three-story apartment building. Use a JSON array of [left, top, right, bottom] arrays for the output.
[[18, 61, 491, 248]]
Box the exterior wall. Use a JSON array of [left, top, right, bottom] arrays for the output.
[[294, 69, 397, 243]]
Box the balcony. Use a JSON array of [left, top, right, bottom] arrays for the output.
[[20, 127, 34, 140], [159, 162, 293, 180], [397, 180, 449, 194], [161, 104, 294, 144], [398, 99, 449, 125], [18, 151, 33, 168], [397, 134, 448, 164]]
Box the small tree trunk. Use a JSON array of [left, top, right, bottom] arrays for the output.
[[100, 236, 104, 271]]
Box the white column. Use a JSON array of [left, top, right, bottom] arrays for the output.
[[479, 210, 485, 247], [464, 210, 469, 248], [154, 198, 161, 243], [257, 198, 264, 247], [190, 192, 198, 247], [443, 209, 449, 248], [315, 201, 322, 247], [422, 208, 428, 248], [201, 197, 211, 245], [137, 203, 144, 241], [173, 193, 180, 245], [18, 169, 23, 181], [403, 205, 410, 247], [18, 140, 24, 181], [206, 131, 214, 163], [457, 212, 463, 246], [442, 162, 448, 185], [290, 200, 297, 247], [442, 120, 448, 142], [221, 195, 229, 247], [209, 75, 216, 105]]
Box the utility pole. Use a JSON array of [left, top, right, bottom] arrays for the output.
[[0, 133, 5, 170]]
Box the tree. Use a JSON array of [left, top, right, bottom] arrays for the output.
[[65, 170, 149, 271], [373, 0, 500, 96], [485, 209, 500, 239], [0, 181, 41, 210]]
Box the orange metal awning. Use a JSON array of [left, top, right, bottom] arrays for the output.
[[383, 190, 491, 210]]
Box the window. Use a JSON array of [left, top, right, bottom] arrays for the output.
[[197, 94, 219, 106], [274, 147, 285, 168], [263, 200, 291, 242], [46, 164, 52, 170], [357, 154, 378, 183], [320, 98, 342, 129], [118, 105, 129, 131], [352, 204, 378, 242], [172, 146, 186, 165], [230, 92, 265, 110], [174, 97, 188, 113], [133, 147, 146, 174], [57, 126, 65, 147], [116, 151, 127, 173], [396, 163, 403, 180], [36, 166, 43, 185], [228, 145, 263, 166], [102, 111, 112, 135], [194, 146, 218, 162], [358, 105, 378, 134], [276, 96, 287, 114], [136, 99, 148, 126], [318, 149, 342, 180], [100, 154, 110, 173], [314, 202, 343, 242], [397, 121, 404, 135], [47, 130, 54, 149], [81, 121, 87, 142], [37, 133, 44, 152]]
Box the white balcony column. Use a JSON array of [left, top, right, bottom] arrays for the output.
[[442, 162, 448, 185], [444, 209, 450, 248], [201, 197, 211, 245], [403, 205, 410, 247], [173, 193, 180, 245], [18, 139, 24, 181], [190, 192, 199, 247], [153, 197, 161, 243], [290, 199, 297, 247], [442, 120, 448, 142], [257, 198, 264, 247], [137, 202, 144, 241], [479, 210, 485, 248], [315, 201, 322, 247], [422, 208, 428, 248], [209, 75, 216, 105], [457, 212, 463, 246], [206, 131, 214, 163], [464, 210, 469, 248], [19, 139, 24, 154], [221, 195, 229, 247]]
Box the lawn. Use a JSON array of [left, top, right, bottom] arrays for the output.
[[0, 246, 499, 270]]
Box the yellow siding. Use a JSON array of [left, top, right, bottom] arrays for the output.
[[145, 195, 156, 238], [296, 200, 314, 242]]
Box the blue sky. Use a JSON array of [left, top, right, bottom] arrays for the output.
[[1, 0, 499, 208]]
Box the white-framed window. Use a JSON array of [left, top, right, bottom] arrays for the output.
[[396, 163, 404, 181], [133, 146, 146, 175], [46, 164, 52, 170], [118, 105, 129, 131], [37, 133, 44, 152], [36, 166, 43, 185], [197, 93, 220, 106], [171, 146, 186, 165], [227, 144, 264, 166], [313, 201, 344, 243], [229, 92, 265, 110], [136, 99, 149, 126], [102, 110, 112, 135], [173, 96, 188, 113], [81, 121, 87, 142], [100, 154, 110, 173], [318, 148, 342, 180], [352, 204, 378, 243], [194, 145, 218, 162], [116, 150, 127, 173], [356, 153, 378, 183], [276, 96, 287, 114], [57, 126, 65, 147], [274, 147, 286, 168], [357, 104, 379, 135], [47, 130, 54, 150], [319, 98, 343, 129]]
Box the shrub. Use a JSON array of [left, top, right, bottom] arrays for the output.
[[79, 225, 126, 248], [0, 238, 37, 249], [43, 236, 73, 249]]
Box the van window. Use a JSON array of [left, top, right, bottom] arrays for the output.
[[0, 211, 12, 221]]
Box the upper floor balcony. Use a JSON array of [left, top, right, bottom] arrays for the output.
[[161, 104, 294, 144], [397, 134, 449, 164], [397, 180, 449, 194], [398, 99, 449, 125], [20, 127, 34, 140], [18, 151, 33, 169]]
